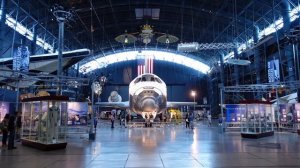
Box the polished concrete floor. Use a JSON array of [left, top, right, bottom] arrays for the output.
[[1, 121, 300, 168]]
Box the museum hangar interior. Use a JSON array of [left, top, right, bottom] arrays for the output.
[[0, 0, 300, 168]]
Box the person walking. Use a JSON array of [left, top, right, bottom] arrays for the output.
[[207, 113, 212, 127], [1, 114, 9, 149], [111, 109, 116, 128], [188, 111, 195, 129], [7, 114, 17, 150], [185, 113, 190, 128]]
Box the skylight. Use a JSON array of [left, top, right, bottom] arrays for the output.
[[79, 50, 210, 74], [0, 10, 54, 53], [224, 4, 300, 60]]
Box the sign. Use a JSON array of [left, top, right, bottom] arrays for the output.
[[268, 59, 280, 82], [67, 102, 88, 125], [13, 46, 30, 72]]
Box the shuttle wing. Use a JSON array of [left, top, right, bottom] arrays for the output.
[[95, 101, 129, 108], [167, 101, 197, 108]]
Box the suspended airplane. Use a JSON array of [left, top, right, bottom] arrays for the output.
[[96, 73, 196, 119], [0, 49, 90, 88]]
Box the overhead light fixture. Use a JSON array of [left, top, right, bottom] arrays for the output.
[[165, 36, 170, 44]]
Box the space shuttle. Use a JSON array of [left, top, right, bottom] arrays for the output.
[[96, 56, 196, 119]]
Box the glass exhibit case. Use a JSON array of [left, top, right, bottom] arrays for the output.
[[294, 103, 300, 135], [240, 101, 274, 138], [21, 96, 69, 150]]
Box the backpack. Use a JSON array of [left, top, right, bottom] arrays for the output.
[[0, 121, 7, 131]]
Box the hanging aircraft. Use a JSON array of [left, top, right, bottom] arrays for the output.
[[0, 48, 90, 88], [96, 73, 196, 119]]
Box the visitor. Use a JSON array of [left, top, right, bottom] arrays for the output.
[[149, 113, 154, 127], [185, 113, 190, 128], [1, 114, 9, 149], [188, 111, 194, 129], [207, 113, 212, 127], [7, 114, 17, 150], [111, 109, 116, 128]]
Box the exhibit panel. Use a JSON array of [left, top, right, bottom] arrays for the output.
[[224, 104, 246, 130], [240, 101, 274, 138], [66, 102, 90, 134], [21, 96, 69, 150]]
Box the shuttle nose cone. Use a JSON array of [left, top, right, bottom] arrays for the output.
[[142, 99, 156, 112]]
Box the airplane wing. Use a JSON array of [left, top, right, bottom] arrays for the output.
[[167, 101, 197, 108], [0, 49, 90, 87], [0, 48, 90, 73], [95, 101, 129, 108]]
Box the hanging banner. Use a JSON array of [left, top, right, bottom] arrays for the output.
[[13, 46, 30, 72], [267, 59, 280, 82]]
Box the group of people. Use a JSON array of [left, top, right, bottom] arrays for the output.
[[185, 111, 213, 128], [1, 112, 21, 150], [144, 113, 154, 127]]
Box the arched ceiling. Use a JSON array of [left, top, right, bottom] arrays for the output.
[[5, 0, 293, 65]]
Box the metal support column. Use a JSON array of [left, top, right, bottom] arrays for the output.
[[31, 25, 37, 55], [0, 0, 6, 53], [253, 25, 261, 99], [220, 85, 224, 133], [53, 7, 72, 95], [57, 20, 64, 95], [219, 54, 225, 86], [292, 43, 300, 102], [281, 0, 295, 81], [233, 48, 239, 85]]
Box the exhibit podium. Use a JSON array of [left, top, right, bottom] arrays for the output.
[[240, 101, 274, 138], [21, 96, 69, 150]]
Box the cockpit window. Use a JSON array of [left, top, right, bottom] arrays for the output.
[[142, 77, 147, 81], [155, 78, 162, 83], [150, 77, 155, 81], [134, 78, 141, 83]]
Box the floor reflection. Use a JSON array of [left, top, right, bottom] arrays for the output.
[[129, 128, 165, 151]]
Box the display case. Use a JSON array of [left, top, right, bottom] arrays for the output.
[[21, 96, 68, 150], [240, 101, 274, 138], [294, 103, 300, 135]]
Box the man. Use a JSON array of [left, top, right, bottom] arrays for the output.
[[7, 114, 17, 150], [111, 109, 116, 128]]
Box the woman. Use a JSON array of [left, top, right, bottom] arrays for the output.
[[1, 114, 9, 149], [185, 113, 190, 128]]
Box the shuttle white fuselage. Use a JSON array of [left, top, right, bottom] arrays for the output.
[[96, 73, 196, 119], [129, 73, 167, 117]]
